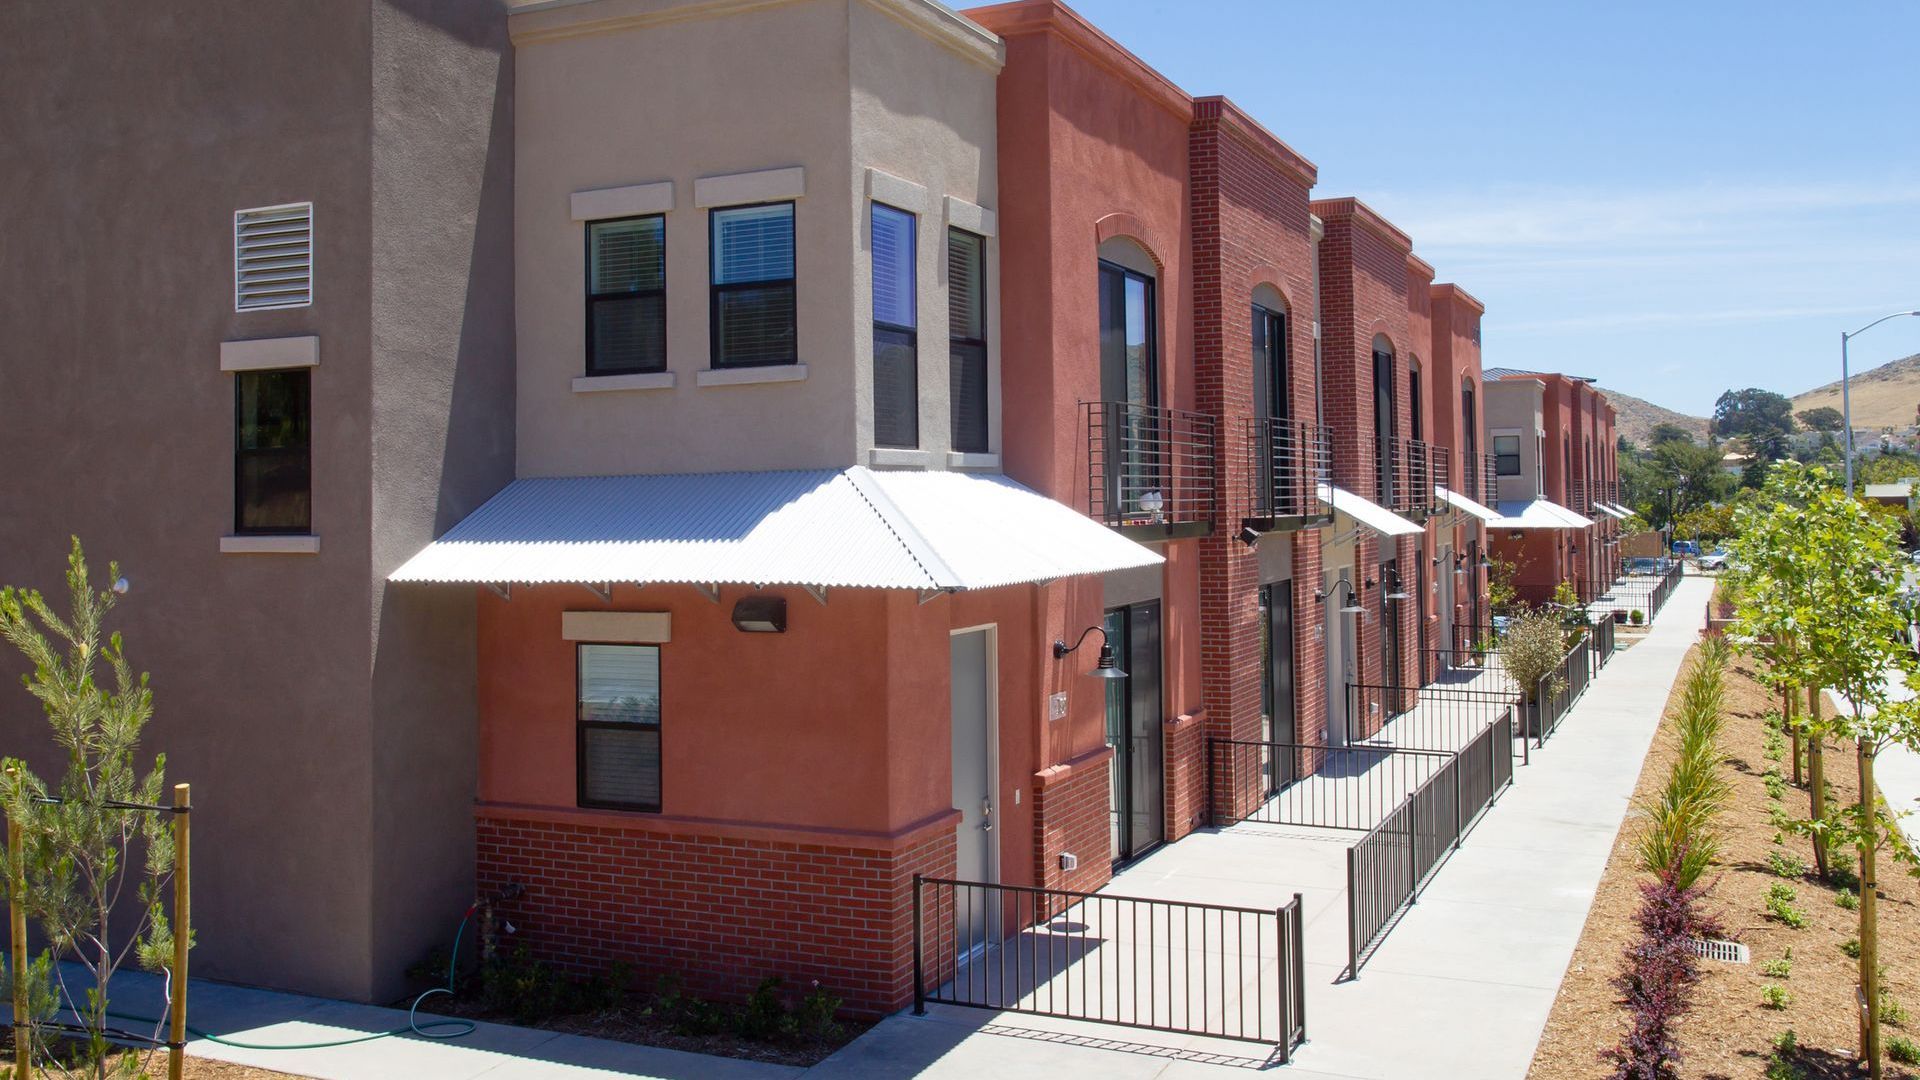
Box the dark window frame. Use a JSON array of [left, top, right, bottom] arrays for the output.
[[584, 214, 668, 377], [708, 201, 798, 369], [233, 368, 312, 536], [870, 202, 919, 449], [575, 642, 664, 814], [1494, 433, 1522, 476], [948, 227, 990, 454]]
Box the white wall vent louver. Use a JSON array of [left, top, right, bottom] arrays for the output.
[[235, 203, 313, 311]]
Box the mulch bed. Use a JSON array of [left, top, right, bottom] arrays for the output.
[[1529, 646, 1920, 1078]]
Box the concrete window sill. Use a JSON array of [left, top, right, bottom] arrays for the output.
[[947, 452, 1001, 471], [868, 448, 930, 468], [220, 535, 320, 555], [695, 364, 807, 388], [572, 372, 675, 394]]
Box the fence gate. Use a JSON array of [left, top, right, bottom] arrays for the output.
[[912, 875, 1306, 1057]]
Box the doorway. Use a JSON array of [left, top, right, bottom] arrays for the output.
[[949, 627, 998, 954], [1259, 583, 1297, 795], [1104, 602, 1164, 865], [1323, 568, 1354, 747]]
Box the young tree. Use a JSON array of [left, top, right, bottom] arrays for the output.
[[0, 541, 182, 1079], [1796, 405, 1845, 432]]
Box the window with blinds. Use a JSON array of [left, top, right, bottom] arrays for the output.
[[709, 203, 797, 368], [948, 229, 988, 454], [586, 216, 666, 375], [871, 204, 918, 449], [577, 643, 662, 812], [235, 203, 313, 311], [234, 369, 312, 534]]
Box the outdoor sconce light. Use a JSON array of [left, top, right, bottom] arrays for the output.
[[1239, 525, 1262, 546], [1053, 625, 1128, 679], [1315, 578, 1367, 614], [1508, 530, 1525, 542], [730, 595, 787, 633], [1383, 569, 1411, 601]]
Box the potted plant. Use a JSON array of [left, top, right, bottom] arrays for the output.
[[1613, 609, 1629, 624]]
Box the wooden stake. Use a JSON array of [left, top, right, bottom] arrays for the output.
[[1784, 685, 1803, 787], [1808, 686, 1830, 879], [1859, 742, 1881, 1078], [8, 772, 28, 1080], [169, 783, 190, 1080]]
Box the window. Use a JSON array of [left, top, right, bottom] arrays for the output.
[[870, 204, 917, 448], [1372, 339, 1396, 500], [709, 203, 797, 368], [235, 203, 313, 311], [586, 216, 666, 375], [1494, 434, 1521, 476], [577, 644, 662, 812], [234, 370, 311, 535], [949, 229, 989, 454]]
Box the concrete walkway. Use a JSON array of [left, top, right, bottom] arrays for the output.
[[816, 573, 1715, 1079], [1828, 670, 1920, 849]]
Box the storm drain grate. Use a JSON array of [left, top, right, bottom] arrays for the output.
[[1689, 937, 1749, 964]]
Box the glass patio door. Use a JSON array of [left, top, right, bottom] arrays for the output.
[[1099, 262, 1159, 520], [1104, 602, 1164, 865]]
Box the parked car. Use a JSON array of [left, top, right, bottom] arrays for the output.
[[1625, 556, 1668, 576], [1908, 549, 1920, 566], [1670, 540, 1701, 558], [1697, 548, 1732, 572]]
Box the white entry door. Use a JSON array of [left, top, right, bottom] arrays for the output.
[[949, 628, 998, 955], [1324, 569, 1353, 747]]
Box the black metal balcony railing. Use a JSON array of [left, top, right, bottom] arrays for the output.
[[1460, 451, 1498, 504], [1245, 417, 1332, 521], [1086, 401, 1216, 534], [1568, 477, 1589, 515], [1373, 436, 1447, 516]]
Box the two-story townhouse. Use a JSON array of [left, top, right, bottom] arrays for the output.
[[0, 1, 517, 1002], [1309, 198, 1434, 738], [385, 0, 1168, 1017], [1427, 285, 1498, 651], [1184, 95, 1328, 832], [1482, 369, 1599, 605]]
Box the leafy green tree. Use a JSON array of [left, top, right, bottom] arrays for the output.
[[1713, 388, 1795, 459], [1646, 422, 1697, 448], [1639, 440, 1731, 530], [1796, 406, 1845, 432], [0, 541, 183, 1079]]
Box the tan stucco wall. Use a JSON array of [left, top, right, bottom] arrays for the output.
[[511, 0, 1000, 477], [1484, 379, 1543, 503]]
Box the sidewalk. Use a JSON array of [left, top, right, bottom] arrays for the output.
[[1828, 671, 1920, 849], [815, 573, 1715, 1079]]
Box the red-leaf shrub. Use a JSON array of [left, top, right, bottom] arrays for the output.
[[1602, 859, 1725, 1079]]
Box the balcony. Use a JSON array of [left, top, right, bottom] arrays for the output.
[[1244, 417, 1332, 531], [1460, 450, 1498, 505], [1373, 436, 1448, 518], [1085, 401, 1216, 539], [1568, 477, 1589, 516]]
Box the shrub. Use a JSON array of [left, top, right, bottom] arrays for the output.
[[1631, 609, 1645, 625], [1505, 610, 1572, 706], [1772, 1028, 1798, 1054], [1761, 950, 1793, 979], [1763, 769, 1788, 802], [1837, 889, 1859, 911], [1602, 860, 1724, 1079], [1763, 728, 1785, 762], [1767, 850, 1807, 878], [1762, 984, 1792, 1010], [1841, 937, 1862, 959], [1766, 883, 1806, 928], [1881, 992, 1910, 1027], [1889, 1034, 1920, 1065]]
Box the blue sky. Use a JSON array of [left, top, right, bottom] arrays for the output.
[[1066, 0, 1920, 417]]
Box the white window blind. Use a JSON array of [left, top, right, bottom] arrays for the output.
[[578, 643, 663, 810], [711, 204, 794, 285], [235, 203, 313, 311]]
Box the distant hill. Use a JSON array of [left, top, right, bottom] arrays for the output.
[[1792, 353, 1920, 430], [1595, 386, 1710, 447]]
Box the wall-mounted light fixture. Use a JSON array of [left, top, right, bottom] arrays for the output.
[[1508, 530, 1525, 542], [1053, 625, 1127, 679], [731, 595, 787, 633], [1382, 567, 1411, 601], [1315, 578, 1366, 614]]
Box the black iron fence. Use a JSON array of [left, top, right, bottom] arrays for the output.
[[1245, 417, 1331, 521], [1589, 616, 1615, 672], [1581, 561, 1685, 623], [1459, 451, 1498, 505], [1085, 401, 1216, 532], [1530, 638, 1593, 743], [1346, 710, 1515, 975], [1346, 682, 1521, 753], [1208, 739, 1452, 832], [1429, 646, 1518, 697], [912, 876, 1307, 1054], [1372, 435, 1448, 516]]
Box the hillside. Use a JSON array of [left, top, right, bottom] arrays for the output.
[[1593, 385, 1709, 447], [1792, 352, 1920, 429]]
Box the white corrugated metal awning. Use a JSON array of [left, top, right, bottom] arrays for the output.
[[1590, 502, 1631, 521], [1489, 498, 1593, 530], [387, 467, 1162, 591], [1602, 501, 1634, 518], [1317, 483, 1423, 538], [1435, 485, 1499, 522]]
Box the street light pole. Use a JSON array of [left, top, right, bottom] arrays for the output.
[[1842, 310, 1920, 497]]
